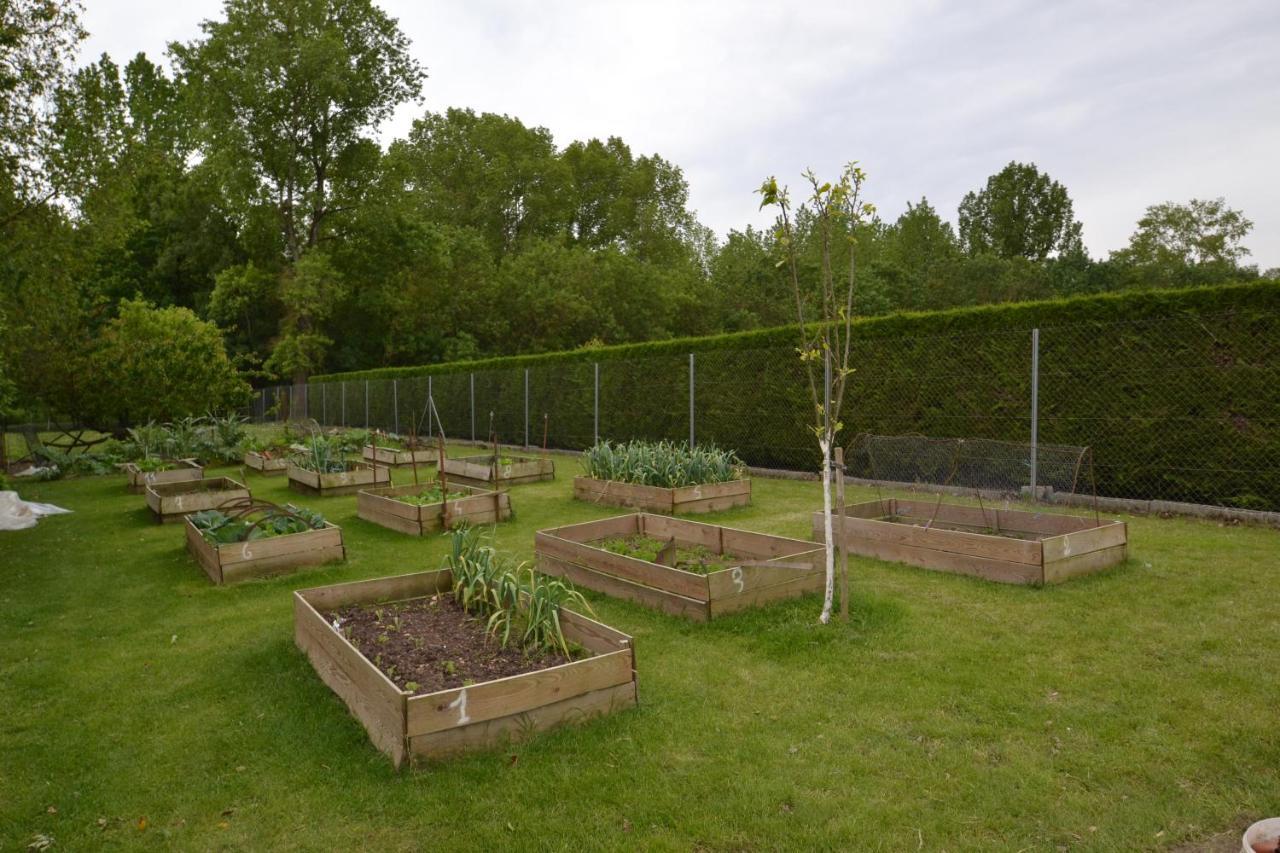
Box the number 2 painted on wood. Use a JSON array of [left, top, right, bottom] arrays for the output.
[[448, 688, 470, 725]]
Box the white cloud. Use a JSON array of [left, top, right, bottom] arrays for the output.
[[81, 0, 1280, 267]]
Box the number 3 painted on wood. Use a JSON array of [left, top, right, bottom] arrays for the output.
[[448, 688, 470, 725], [731, 567, 744, 593]]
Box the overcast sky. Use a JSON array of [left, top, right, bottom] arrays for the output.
[[82, 0, 1280, 269]]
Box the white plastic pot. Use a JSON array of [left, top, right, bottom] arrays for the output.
[[1243, 818, 1280, 853]]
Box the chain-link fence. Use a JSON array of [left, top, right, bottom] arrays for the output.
[[243, 309, 1280, 512]]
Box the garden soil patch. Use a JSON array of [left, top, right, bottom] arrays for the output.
[[328, 596, 574, 695]]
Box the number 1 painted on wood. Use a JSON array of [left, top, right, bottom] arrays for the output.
[[448, 688, 470, 725]]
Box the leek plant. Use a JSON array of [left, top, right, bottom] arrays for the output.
[[581, 439, 744, 488]]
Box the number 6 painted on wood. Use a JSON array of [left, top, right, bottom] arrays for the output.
[[240, 543, 253, 561]]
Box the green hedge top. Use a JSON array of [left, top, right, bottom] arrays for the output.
[[312, 280, 1280, 382]]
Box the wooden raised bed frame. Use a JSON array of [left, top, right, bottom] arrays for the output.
[[815, 498, 1129, 586], [361, 444, 437, 468], [574, 476, 751, 514], [144, 477, 251, 524], [294, 569, 637, 767], [357, 483, 512, 536], [124, 459, 202, 494], [287, 461, 391, 497], [185, 518, 345, 584], [536, 513, 824, 621], [244, 449, 290, 475], [441, 454, 554, 487]]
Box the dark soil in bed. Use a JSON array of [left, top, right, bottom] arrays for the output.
[[327, 595, 576, 695]]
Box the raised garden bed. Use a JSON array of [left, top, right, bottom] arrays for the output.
[[123, 458, 202, 494], [535, 513, 824, 621], [441, 454, 555, 487], [356, 483, 512, 536], [287, 461, 391, 497], [361, 444, 437, 468], [243, 449, 290, 475], [294, 568, 637, 767], [815, 498, 1129, 585], [574, 477, 751, 514], [185, 505, 345, 584], [144, 477, 251, 524]]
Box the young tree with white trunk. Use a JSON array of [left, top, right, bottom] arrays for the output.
[[758, 164, 872, 623]]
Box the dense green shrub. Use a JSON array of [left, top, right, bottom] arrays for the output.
[[311, 281, 1280, 509]]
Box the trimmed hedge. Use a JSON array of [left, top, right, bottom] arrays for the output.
[[310, 281, 1280, 509]]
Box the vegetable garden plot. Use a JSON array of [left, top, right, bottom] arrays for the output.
[[287, 461, 391, 496], [575, 439, 750, 513], [123, 459, 202, 494], [815, 498, 1128, 585], [294, 569, 637, 768], [243, 449, 290, 475], [356, 483, 512, 536], [535, 513, 824, 621], [574, 477, 751, 514], [441, 454, 554, 487], [361, 444, 437, 468], [144, 477, 250, 524], [185, 504, 344, 584]]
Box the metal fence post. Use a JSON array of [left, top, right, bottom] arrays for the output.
[[470, 373, 475, 441], [689, 352, 696, 447], [593, 362, 599, 445], [427, 376, 434, 437], [1030, 327, 1040, 499], [524, 369, 530, 448], [364, 380, 369, 429], [321, 383, 327, 426], [393, 379, 399, 435]]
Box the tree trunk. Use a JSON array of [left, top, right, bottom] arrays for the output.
[[818, 435, 835, 624]]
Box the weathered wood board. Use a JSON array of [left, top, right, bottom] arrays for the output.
[[535, 513, 824, 621], [244, 450, 290, 475], [441, 454, 554, 487], [294, 569, 637, 768], [186, 519, 345, 584], [145, 477, 250, 524], [815, 498, 1128, 586], [124, 459, 202, 494], [361, 445, 438, 468], [573, 476, 751, 514], [287, 462, 391, 496], [356, 483, 512, 536]]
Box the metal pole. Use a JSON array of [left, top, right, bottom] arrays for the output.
[[322, 383, 327, 426], [689, 352, 696, 447], [428, 376, 434, 437], [393, 379, 399, 435], [593, 363, 599, 445], [524, 369, 530, 449], [364, 380, 369, 429], [1030, 327, 1040, 499], [341, 382, 346, 427], [469, 373, 475, 441]]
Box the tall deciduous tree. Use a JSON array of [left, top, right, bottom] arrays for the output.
[[1115, 198, 1252, 267], [0, 0, 85, 218], [958, 161, 1083, 261], [174, 0, 424, 393]]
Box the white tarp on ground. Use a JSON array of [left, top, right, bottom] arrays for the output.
[[0, 491, 72, 531]]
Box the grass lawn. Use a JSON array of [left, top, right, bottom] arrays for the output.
[[2, 459, 1278, 850]]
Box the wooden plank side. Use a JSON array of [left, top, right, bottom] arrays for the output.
[[297, 569, 452, 612], [559, 607, 633, 655], [574, 477, 673, 512], [217, 525, 343, 566], [537, 552, 709, 621], [356, 487, 422, 522], [894, 500, 1093, 536], [708, 572, 826, 618], [220, 544, 345, 583], [184, 521, 223, 584], [670, 479, 751, 505], [359, 504, 425, 536], [408, 681, 636, 763], [816, 512, 1043, 565], [294, 594, 407, 767], [721, 527, 820, 562], [705, 558, 823, 599], [637, 514, 722, 550], [405, 649, 632, 737], [670, 493, 753, 515], [841, 498, 896, 519], [839, 534, 1043, 585], [535, 534, 708, 601], [1042, 541, 1127, 584], [1041, 521, 1128, 563], [538, 514, 640, 544]]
